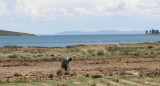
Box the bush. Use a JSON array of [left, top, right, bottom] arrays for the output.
[[33, 55, 38, 58], [87, 47, 96, 53], [156, 51, 160, 55], [92, 53, 96, 56], [50, 54, 55, 57], [97, 48, 106, 56], [148, 46, 153, 49], [124, 51, 129, 55], [113, 77, 119, 82], [65, 70, 70, 75], [8, 53, 19, 58], [19, 54, 30, 59], [144, 52, 149, 55], [81, 48, 88, 55], [92, 74, 102, 78], [133, 51, 141, 56], [57, 68, 65, 76], [150, 51, 155, 55], [37, 54, 43, 57]]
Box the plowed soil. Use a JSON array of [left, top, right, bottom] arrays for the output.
[[0, 57, 160, 82]]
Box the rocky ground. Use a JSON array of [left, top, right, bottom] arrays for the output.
[[0, 57, 160, 82]]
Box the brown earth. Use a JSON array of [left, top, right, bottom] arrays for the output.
[[0, 57, 160, 82]]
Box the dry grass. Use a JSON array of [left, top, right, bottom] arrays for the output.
[[87, 47, 96, 53], [0, 42, 160, 59], [65, 70, 70, 75], [96, 47, 107, 56], [80, 48, 88, 55], [57, 68, 65, 76]]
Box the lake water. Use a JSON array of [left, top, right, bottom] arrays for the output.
[[0, 34, 160, 47]]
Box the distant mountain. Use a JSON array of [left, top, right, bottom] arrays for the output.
[[55, 30, 144, 35], [0, 30, 36, 36]]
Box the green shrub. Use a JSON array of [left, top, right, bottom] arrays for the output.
[[133, 51, 141, 56], [11, 79, 39, 83], [124, 51, 129, 55], [33, 55, 38, 58], [19, 54, 30, 59], [8, 53, 19, 58], [38, 54, 43, 57], [144, 51, 149, 55], [156, 51, 160, 55], [113, 77, 119, 82], [50, 54, 55, 57], [92, 74, 102, 78], [150, 51, 155, 55], [92, 53, 96, 56]]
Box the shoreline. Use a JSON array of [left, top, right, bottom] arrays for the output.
[[1, 41, 159, 48], [0, 35, 36, 37], [0, 34, 159, 48]]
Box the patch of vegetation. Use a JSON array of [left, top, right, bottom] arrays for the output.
[[2, 78, 39, 84], [8, 53, 19, 58], [97, 48, 106, 56], [0, 42, 160, 60], [113, 77, 119, 82], [81, 48, 88, 55], [2, 76, 160, 86], [133, 51, 141, 56], [57, 68, 65, 76], [92, 74, 102, 78]]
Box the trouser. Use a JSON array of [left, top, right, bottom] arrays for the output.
[[61, 65, 67, 71]]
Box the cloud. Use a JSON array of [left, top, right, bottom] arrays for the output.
[[137, 0, 160, 15], [4, 0, 160, 19], [0, 0, 7, 16], [95, 5, 106, 12], [74, 8, 93, 16], [14, 0, 76, 19]]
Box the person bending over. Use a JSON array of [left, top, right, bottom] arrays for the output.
[[61, 57, 72, 71]]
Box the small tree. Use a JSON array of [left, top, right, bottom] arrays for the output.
[[145, 30, 148, 34], [151, 29, 155, 34], [150, 31, 152, 34], [156, 30, 159, 34]]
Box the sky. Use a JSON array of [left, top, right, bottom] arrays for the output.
[[0, 0, 160, 35]]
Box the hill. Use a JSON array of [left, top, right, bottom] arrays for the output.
[[55, 30, 144, 35], [0, 30, 36, 36]]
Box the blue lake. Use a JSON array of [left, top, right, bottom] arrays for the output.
[[0, 34, 159, 47]]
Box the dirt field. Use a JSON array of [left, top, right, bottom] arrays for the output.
[[0, 57, 160, 83]]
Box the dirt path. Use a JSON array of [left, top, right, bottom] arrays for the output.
[[120, 80, 143, 86], [0, 57, 160, 82]]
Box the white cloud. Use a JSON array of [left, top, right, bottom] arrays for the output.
[[74, 8, 93, 16], [95, 5, 106, 12], [10, 0, 160, 19], [0, 0, 7, 16], [59, 8, 73, 17]]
